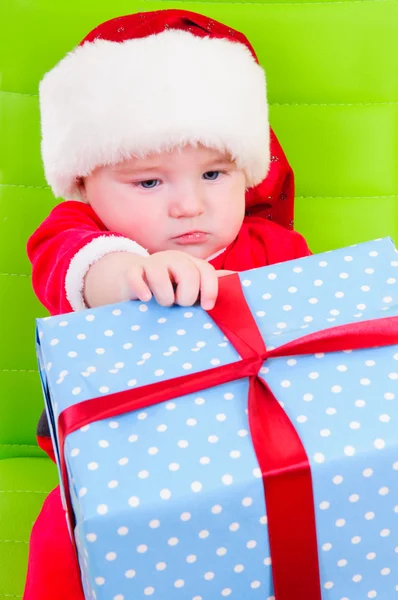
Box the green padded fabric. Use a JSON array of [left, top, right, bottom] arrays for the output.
[[1, 0, 397, 597]]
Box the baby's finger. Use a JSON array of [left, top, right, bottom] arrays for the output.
[[144, 262, 175, 306], [125, 264, 152, 302], [170, 260, 201, 307], [195, 261, 219, 310]]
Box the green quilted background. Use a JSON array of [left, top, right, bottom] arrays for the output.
[[0, 0, 397, 597]]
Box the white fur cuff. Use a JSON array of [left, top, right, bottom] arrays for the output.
[[65, 235, 149, 311]]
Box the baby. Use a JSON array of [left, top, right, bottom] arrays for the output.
[[24, 9, 311, 600]]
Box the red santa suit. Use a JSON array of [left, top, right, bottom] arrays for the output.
[[23, 9, 311, 600]]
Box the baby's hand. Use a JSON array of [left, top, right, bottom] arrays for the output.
[[84, 250, 235, 310], [124, 250, 221, 310]]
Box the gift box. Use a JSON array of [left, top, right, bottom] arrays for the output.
[[36, 237, 398, 600]]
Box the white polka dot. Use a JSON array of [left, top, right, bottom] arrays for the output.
[[352, 574, 362, 582], [186, 554, 197, 564], [374, 439, 385, 450], [324, 581, 334, 589], [387, 278, 396, 284], [351, 536, 361, 544], [361, 285, 370, 292], [381, 567, 391, 575], [348, 494, 359, 503], [229, 523, 240, 532], [337, 559, 347, 567], [251, 582, 261, 590], [166, 402, 176, 410], [178, 440, 189, 448], [333, 475, 344, 484], [309, 372, 319, 379], [365, 512, 375, 520], [216, 547, 228, 557], [108, 480, 118, 489], [191, 481, 203, 493], [277, 322, 287, 329], [156, 562, 166, 571], [379, 486, 389, 496], [211, 504, 223, 514], [144, 588, 155, 596], [180, 512, 191, 522], [368, 592, 377, 599], [78, 488, 87, 498], [86, 533, 97, 542], [314, 453, 325, 463], [322, 543, 332, 552], [105, 552, 117, 561], [139, 304, 148, 312], [158, 318, 167, 324], [186, 418, 197, 426], [380, 529, 390, 537], [208, 435, 219, 444], [127, 379, 137, 387], [246, 540, 257, 549], [204, 572, 215, 580], [222, 474, 233, 485], [344, 445, 356, 456], [95, 577, 105, 585], [174, 580, 185, 589], [242, 497, 253, 507], [335, 291, 344, 298], [138, 470, 149, 479], [281, 379, 291, 388], [168, 537, 179, 547], [366, 552, 376, 560], [283, 304, 293, 311], [88, 462, 99, 471], [320, 429, 331, 437], [253, 468, 262, 478], [234, 564, 244, 573], [200, 456, 211, 465], [99, 386, 109, 394], [183, 363, 192, 370], [149, 519, 160, 529], [336, 519, 346, 527], [320, 501, 330, 510], [160, 489, 172, 500], [97, 504, 108, 515], [118, 457, 129, 465], [80, 425, 90, 432], [154, 369, 164, 376], [309, 297, 319, 304], [314, 279, 323, 287], [264, 557, 272, 566], [137, 544, 148, 553], [385, 392, 395, 400], [360, 378, 371, 386], [203, 323, 213, 329], [303, 393, 313, 402], [393, 462, 398, 470], [128, 496, 140, 508], [117, 526, 128, 536], [262, 293, 272, 300], [288, 286, 297, 293]]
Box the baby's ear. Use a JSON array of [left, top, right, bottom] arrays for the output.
[[74, 177, 88, 203]]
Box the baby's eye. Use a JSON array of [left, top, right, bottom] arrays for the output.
[[136, 179, 160, 189], [203, 171, 222, 181]]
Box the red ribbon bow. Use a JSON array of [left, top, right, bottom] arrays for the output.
[[57, 274, 398, 600]]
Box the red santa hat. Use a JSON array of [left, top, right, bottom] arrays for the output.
[[39, 9, 295, 229], [39, 10, 270, 198]]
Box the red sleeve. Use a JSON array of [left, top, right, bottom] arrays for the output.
[[27, 201, 108, 315], [27, 200, 149, 316]]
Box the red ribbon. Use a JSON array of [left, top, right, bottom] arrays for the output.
[[57, 274, 398, 600]]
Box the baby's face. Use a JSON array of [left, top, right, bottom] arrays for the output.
[[80, 145, 246, 260]]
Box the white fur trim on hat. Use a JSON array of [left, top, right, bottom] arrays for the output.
[[65, 235, 149, 311], [40, 29, 270, 199]]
